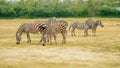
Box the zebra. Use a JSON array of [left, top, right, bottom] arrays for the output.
[[16, 22, 46, 45], [34, 18, 56, 43], [84, 18, 104, 36], [16, 18, 68, 46], [69, 18, 104, 36], [69, 21, 85, 36], [37, 18, 68, 45], [41, 20, 68, 45]]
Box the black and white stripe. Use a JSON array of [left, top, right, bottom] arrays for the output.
[[69, 21, 85, 36], [16, 18, 68, 46], [16, 22, 46, 44], [41, 19, 68, 45], [69, 18, 104, 36]]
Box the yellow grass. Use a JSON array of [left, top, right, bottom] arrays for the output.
[[0, 18, 120, 68]]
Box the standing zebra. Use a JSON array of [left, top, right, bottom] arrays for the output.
[[84, 18, 104, 36], [41, 20, 68, 45], [34, 18, 57, 44], [69, 21, 85, 36], [69, 18, 104, 36], [16, 22, 46, 45]]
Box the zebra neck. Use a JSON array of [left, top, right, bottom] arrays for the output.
[[16, 28, 24, 36]]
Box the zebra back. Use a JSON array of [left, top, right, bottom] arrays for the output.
[[16, 22, 47, 34], [42, 20, 68, 34], [54, 20, 68, 33], [85, 18, 96, 29], [43, 20, 68, 45], [70, 21, 85, 30]]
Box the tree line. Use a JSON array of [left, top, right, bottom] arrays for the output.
[[0, 0, 120, 18]]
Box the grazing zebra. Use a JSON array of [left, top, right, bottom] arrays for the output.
[[41, 20, 68, 45], [16, 22, 46, 45], [69, 18, 104, 36]]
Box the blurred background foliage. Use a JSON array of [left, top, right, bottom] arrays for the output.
[[0, 0, 120, 18]]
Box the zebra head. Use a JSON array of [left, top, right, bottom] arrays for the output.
[[16, 32, 21, 44], [96, 20, 104, 27]]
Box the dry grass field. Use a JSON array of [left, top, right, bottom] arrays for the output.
[[0, 18, 120, 68]]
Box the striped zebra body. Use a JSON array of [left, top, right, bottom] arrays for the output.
[[69, 21, 85, 36], [34, 19, 57, 45], [69, 18, 104, 36], [16, 18, 68, 46], [84, 18, 104, 36], [16, 22, 46, 44], [52, 20, 68, 34], [41, 20, 68, 45]]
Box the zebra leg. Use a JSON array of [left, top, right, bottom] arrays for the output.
[[49, 34, 52, 45], [53, 34, 57, 45], [71, 28, 73, 36], [71, 28, 76, 36], [61, 31, 66, 44], [39, 37, 43, 42], [40, 35, 49, 42], [26, 33, 31, 43], [84, 28, 88, 37], [73, 28, 76, 36], [92, 29, 96, 36], [65, 30, 67, 38], [47, 35, 49, 42]]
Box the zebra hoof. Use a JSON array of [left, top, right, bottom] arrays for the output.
[[43, 44, 45, 46], [16, 42, 20, 44]]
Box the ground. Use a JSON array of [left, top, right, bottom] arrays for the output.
[[0, 18, 120, 68]]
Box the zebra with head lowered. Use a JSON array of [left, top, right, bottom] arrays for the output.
[[16, 22, 46, 45], [69, 18, 104, 36]]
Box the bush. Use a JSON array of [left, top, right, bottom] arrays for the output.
[[0, 0, 120, 18], [76, 8, 89, 17], [100, 6, 119, 17]]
